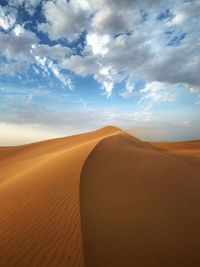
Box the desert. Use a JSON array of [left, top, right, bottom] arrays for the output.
[[0, 126, 200, 266]]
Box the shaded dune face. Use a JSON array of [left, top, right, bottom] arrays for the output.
[[0, 126, 120, 267], [80, 132, 200, 267]]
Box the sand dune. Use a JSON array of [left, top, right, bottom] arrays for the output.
[[151, 140, 200, 171], [0, 126, 200, 267], [80, 132, 200, 267], [0, 126, 120, 267]]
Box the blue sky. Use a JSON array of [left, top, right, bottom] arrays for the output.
[[0, 0, 200, 145]]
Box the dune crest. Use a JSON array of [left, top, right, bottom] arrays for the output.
[[1, 127, 200, 267], [80, 132, 200, 267], [0, 126, 120, 267]]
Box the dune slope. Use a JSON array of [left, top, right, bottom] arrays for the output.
[[0, 126, 120, 267], [151, 140, 200, 171], [80, 132, 200, 267], [1, 127, 200, 267]]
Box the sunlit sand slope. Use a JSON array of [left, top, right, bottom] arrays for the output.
[[80, 132, 200, 267], [0, 126, 120, 267]]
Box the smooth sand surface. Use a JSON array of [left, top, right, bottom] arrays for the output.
[[80, 132, 200, 267], [150, 140, 200, 171], [1, 127, 200, 267], [0, 126, 120, 267]]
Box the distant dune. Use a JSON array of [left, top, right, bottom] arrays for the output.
[[0, 126, 200, 267], [150, 140, 200, 171]]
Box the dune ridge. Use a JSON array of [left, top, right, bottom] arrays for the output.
[[80, 131, 200, 267], [0, 126, 120, 267], [0, 126, 200, 267]]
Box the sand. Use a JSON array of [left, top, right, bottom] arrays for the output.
[[0, 126, 120, 267], [0, 126, 200, 267], [80, 132, 200, 267], [150, 140, 200, 171]]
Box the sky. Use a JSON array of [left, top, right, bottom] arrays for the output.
[[0, 0, 200, 145]]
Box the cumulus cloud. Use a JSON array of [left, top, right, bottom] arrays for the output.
[[86, 33, 111, 55], [0, 23, 72, 85], [0, 5, 17, 30], [62, 55, 117, 96], [0, 26, 38, 61], [0, 24, 70, 63], [62, 55, 97, 77], [91, 6, 139, 34], [141, 43, 200, 89], [1, 0, 200, 101], [38, 0, 89, 40], [59, 0, 199, 96], [33, 44, 71, 61], [8, 0, 41, 15], [64, 30, 152, 95]]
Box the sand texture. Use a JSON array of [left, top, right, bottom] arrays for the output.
[[0, 126, 120, 267], [0, 127, 200, 267], [80, 132, 200, 267]]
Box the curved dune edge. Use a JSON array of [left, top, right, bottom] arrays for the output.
[[0, 126, 120, 267], [80, 132, 200, 267]]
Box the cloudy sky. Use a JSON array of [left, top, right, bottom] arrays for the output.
[[0, 0, 200, 145]]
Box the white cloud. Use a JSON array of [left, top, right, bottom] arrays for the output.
[[86, 33, 111, 55], [91, 6, 139, 34], [23, 0, 41, 15], [0, 5, 17, 30], [140, 81, 177, 102], [35, 56, 72, 90], [62, 55, 117, 96], [62, 55, 98, 77], [96, 65, 117, 96], [0, 27, 38, 61], [120, 80, 138, 98], [186, 85, 200, 93], [83, 0, 200, 96], [167, 13, 185, 26], [101, 81, 114, 96], [32, 44, 71, 61], [0, 24, 73, 83], [8, 0, 41, 15], [13, 24, 25, 36], [38, 0, 89, 40], [1, 0, 200, 100]]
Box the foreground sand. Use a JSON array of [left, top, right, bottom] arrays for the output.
[[0, 127, 200, 267], [0, 127, 120, 267]]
